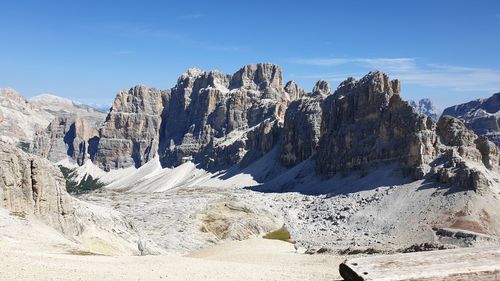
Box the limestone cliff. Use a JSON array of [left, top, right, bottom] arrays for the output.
[[316, 72, 437, 178], [280, 80, 329, 167], [31, 116, 98, 165], [0, 142, 139, 254], [431, 115, 499, 192], [92, 85, 168, 171]]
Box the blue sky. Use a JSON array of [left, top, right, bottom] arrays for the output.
[[1, 0, 499, 109]]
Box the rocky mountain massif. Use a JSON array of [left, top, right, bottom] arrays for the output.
[[443, 92, 500, 145], [28, 63, 499, 193], [2, 63, 500, 257]]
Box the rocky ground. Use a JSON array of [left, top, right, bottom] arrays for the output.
[[78, 165, 500, 256]]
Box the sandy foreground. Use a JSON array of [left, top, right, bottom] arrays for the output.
[[0, 212, 343, 281], [0, 239, 343, 281]]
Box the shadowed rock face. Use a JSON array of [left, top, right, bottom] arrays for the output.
[[31, 116, 98, 165], [85, 64, 300, 170], [316, 72, 437, 178], [280, 80, 330, 167], [158, 63, 296, 168], [443, 92, 500, 145]]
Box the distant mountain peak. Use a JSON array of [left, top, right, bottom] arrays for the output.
[[409, 98, 440, 121], [442, 92, 500, 145], [30, 93, 107, 115]]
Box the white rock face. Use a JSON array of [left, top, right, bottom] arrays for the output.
[[30, 93, 106, 126], [0, 142, 142, 255], [0, 88, 54, 144], [30, 94, 96, 113], [0, 89, 106, 150], [93, 85, 168, 171]]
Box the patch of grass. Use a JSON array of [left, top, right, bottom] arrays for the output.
[[9, 211, 27, 219], [338, 247, 383, 255], [59, 165, 105, 194], [67, 249, 102, 256], [263, 226, 291, 242]]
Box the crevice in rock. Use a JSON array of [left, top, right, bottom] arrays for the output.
[[29, 159, 39, 213]]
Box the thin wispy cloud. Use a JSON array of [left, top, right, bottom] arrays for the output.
[[395, 64, 500, 92], [179, 14, 202, 20], [291, 57, 500, 93], [293, 57, 416, 72]]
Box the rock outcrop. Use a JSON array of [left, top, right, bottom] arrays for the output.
[[409, 98, 440, 121], [92, 85, 167, 171], [316, 72, 438, 178], [280, 80, 330, 167], [442, 92, 500, 145], [431, 115, 499, 192], [1, 142, 71, 218], [158, 63, 296, 168], [0, 142, 139, 254], [284, 80, 305, 100], [24, 64, 499, 193], [436, 116, 478, 148], [30, 116, 98, 165], [92, 64, 294, 170]]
